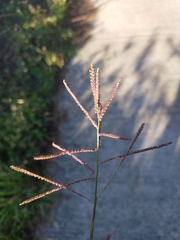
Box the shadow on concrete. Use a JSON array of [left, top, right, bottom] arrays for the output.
[[59, 30, 180, 239]]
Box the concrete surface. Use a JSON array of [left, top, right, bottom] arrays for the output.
[[40, 0, 180, 239]]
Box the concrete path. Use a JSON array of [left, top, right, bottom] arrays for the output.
[[41, 0, 180, 239]]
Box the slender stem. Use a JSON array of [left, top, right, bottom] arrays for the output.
[[89, 117, 101, 240]]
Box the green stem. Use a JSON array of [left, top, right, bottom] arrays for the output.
[[89, 118, 101, 240]]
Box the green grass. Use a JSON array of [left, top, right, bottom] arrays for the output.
[[0, 0, 78, 238]]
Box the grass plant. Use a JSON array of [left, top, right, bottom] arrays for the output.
[[11, 65, 172, 240]]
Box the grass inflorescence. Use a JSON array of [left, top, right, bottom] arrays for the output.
[[11, 64, 172, 240]]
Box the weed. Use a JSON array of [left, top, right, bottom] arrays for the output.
[[11, 65, 172, 240]]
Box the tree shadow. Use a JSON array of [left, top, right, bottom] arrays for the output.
[[58, 28, 180, 238]]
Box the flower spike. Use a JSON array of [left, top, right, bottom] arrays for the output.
[[10, 165, 94, 205], [63, 79, 97, 128], [98, 123, 145, 200], [89, 64, 98, 113], [100, 79, 122, 120], [99, 141, 172, 165], [52, 142, 95, 174], [19, 188, 61, 206], [99, 133, 131, 141]]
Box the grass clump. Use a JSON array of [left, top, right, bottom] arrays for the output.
[[11, 65, 172, 239]]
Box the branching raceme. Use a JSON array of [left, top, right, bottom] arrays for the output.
[[10, 64, 172, 240]]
